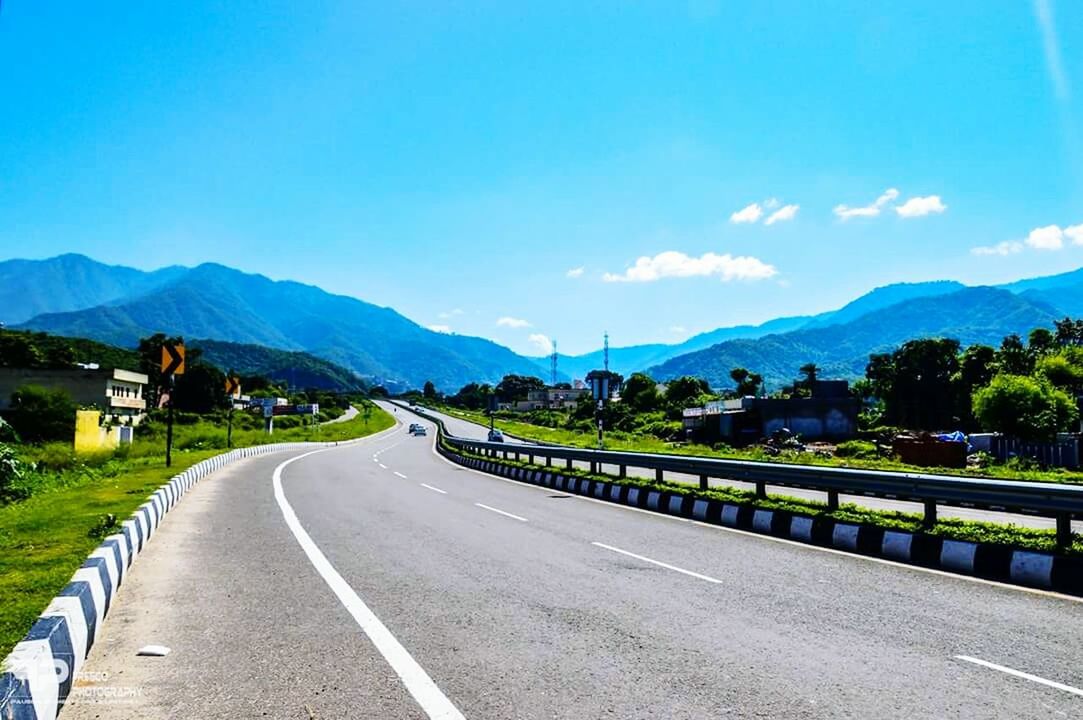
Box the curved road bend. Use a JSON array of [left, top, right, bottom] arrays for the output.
[[62, 405, 1082, 719]]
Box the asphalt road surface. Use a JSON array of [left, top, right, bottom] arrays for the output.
[[62, 404, 1083, 719], [417, 404, 1080, 532]]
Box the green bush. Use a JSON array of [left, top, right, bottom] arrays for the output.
[[6, 385, 76, 444], [973, 374, 1078, 442], [0, 443, 27, 502]]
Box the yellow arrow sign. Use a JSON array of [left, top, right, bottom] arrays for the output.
[[225, 376, 241, 398], [161, 343, 185, 376]]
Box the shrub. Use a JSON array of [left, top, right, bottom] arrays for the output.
[[972, 374, 1078, 442], [0, 442, 27, 502], [6, 385, 76, 444]]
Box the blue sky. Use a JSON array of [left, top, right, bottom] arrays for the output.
[[1, 1, 1081, 356]]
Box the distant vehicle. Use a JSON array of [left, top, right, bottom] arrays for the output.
[[408, 423, 420, 433], [412, 426, 427, 436], [487, 429, 504, 442]]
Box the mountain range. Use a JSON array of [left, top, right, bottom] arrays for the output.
[[4, 254, 1082, 391]]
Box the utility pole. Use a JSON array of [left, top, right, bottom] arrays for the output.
[[603, 331, 609, 372], [165, 375, 175, 467], [550, 340, 558, 386]]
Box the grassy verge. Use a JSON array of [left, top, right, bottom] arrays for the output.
[[0, 404, 394, 658], [438, 405, 1083, 486], [443, 438, 1082, 558]]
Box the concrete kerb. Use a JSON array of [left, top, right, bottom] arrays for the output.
[[0, 425, 398, 720], [436, 440, 1083, 599]]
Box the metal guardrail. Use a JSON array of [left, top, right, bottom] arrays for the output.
[[397, 401, 1083, 547]]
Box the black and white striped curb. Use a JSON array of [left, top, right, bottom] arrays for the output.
[[0, 439, 365, 720], [442, 447, 1083, 598]]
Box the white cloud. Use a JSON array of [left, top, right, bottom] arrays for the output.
[[764, 204, 799, 225], [1026, 224, 1065, 250], [764, 197, 781, 210], [833, 188, 899, 220], [730, 202, 763, 224], [1034, 0, 1069, 100], [895, 195, 947, 218], [1065, 224, 1083, 245], [437, 308, 464, 320], [496, 316, 531, 328], [602, 250, 777, 283], [565, 266, 585, 278], [427, 324, 452, 333], [528, 333, 553, 354], [971, 241, 1024, 256]]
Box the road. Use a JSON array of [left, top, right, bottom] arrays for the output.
[[322, 405, 359, 425], [62, 403, 1083, 719], [417, 405, 1080, 532]]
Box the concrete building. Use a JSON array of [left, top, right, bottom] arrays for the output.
[[513, 387, 590, 412], [0, 367, 150, 425], [683, 380, 859, 445]]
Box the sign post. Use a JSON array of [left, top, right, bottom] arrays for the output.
[[160, 342, 185, 467], [224, 375, 241, 448]]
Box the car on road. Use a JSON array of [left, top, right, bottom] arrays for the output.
[[487, 429, 504, 442], [409, 424, 427, 436]]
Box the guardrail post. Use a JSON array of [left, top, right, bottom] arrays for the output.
[[546, 456, 552, 467], [590, 461, 597, 474], [699, 474, 708, 490], [566, 458, 573, 470], [655, 468, 663, 483], [827, 490, 839, 511], [619, 465, 626, 478], [755, 481, 766, 499], [1057, 513, 1072, 549], [923, 500, 937, 527], [514, 451, 520, 462], [528, 453, 534, 464]]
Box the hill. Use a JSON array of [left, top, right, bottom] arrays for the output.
[[647, 287, 1063, 389], [0, 254, 185, 326], [16, 261, 546, 391], [192, 339, 365, 392]]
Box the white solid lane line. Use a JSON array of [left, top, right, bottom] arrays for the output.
[[955, 655, 1083, 697], [592, 542, 724, 584], [379, 463, 388, 469], [273, 451, 466, 720], [394, 471, 408, 479], [474, 503, 528, 522], [421, 483, 447, 494]]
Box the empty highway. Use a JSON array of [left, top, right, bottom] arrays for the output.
[[62, 404, 1083, 719]]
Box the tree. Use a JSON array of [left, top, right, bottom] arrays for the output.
[[996, 334, 1032, 375], [1036, 348, 1083, 392], [423, 381, 437, 400], [495, 374, 546, 402], [954, 344, 997, 427], [1028, 328, 1055, 356], [866, 339, 960, 429], [729, 367, 762, 397], [665, 376, 711, 408], [621, 373, 659, 412], [973, 374, 1078, 442], [798, 363, 819, 394], [1054, 317, 1083, 346], [6, 385, 77, 443]]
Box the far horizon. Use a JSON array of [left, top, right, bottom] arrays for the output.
[[4, 251, 1081, 359]]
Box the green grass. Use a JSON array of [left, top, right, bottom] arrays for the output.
[[445, 438, 1082, 558], [0, 404, 394, 658], [439, 405, 1083, 485]]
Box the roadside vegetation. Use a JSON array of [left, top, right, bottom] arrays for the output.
[[0, 330, 394, 658], [418, 317, 1083, 486], [442, 439, 1083, 559]]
